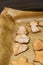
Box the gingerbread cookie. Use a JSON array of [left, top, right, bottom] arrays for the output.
[[10, 56, 33, 65], [34, 51, 43, 65], [30, 21, 40, 33], [31, 26, 40, 33], [33, 39, 43, 51], [39, 22, 43, 27]]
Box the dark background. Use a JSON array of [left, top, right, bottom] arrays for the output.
[[0, 0, 43, 12]]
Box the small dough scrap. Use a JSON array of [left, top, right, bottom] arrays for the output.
[[15, 35, 30, 44], [10, 56, 33, 65], [16, 26, 28, 35], [30, 21, 38, 26], [13, 43, 28, 55], [33, 39, 43, 51], [31, 26, 40, 33], [34, 51, 43, 65], [39, 22, 43, 27]]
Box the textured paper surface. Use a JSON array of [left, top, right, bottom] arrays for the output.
[[0, 8, 43, 65]]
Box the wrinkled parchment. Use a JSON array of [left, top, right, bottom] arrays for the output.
[[0, 7, 43, 65], [0, 14, 15, 65]]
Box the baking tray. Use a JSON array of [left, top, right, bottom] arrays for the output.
[[0, 9, 43, 65]]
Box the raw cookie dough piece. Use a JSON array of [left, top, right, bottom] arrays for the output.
[[33, 39, 43, 51], [10, 56, 33, 65], [34, 51, 43, 65], [30, 21, 38, 27], [16, 26, 28, 35], [39, 22, 43, 27], [13, 43, 28, 55], [31, 26, 40, 33], [15, 35, 30, 44]]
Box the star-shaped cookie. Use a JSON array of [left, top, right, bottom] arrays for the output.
[[12, 43, 28, 55], [15, 35, 29, 44], [16, 26, 28, 35]]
